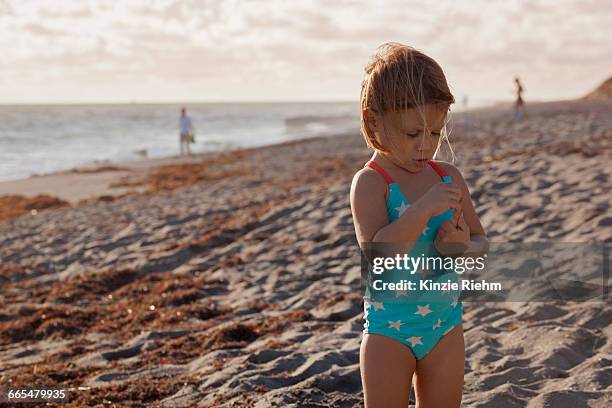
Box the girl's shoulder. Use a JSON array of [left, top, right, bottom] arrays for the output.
[[431, 160, 465, 181], [431, 160, 469, 191], [350, 166, 389, 201]]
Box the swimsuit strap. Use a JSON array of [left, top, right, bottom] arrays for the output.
[[427, 160, 449, 181], [365, 161, 395, 184], [366, 160, 450, 184]]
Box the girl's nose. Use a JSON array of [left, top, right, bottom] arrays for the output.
[[416, 131, 436, 150]]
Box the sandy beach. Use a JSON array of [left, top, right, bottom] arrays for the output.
[[1, 99, 611, 407]]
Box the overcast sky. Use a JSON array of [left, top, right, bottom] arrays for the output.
[[1, 0, 610, 105]]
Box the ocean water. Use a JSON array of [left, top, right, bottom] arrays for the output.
[[0, 102, 359, 181]]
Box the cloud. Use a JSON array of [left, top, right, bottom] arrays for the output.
[[0, 0, 610, 103], [22, 22, 67, 36], [0, 0, 13, 15]]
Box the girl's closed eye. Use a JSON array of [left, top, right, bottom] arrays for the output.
[[406, 130, 442, 138], [406, 129, 424, 138]]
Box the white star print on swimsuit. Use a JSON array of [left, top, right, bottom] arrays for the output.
[[395, 202, 410, 217], [432, 319, 443, 330], [406, 336, 423, 347], [388, 320, 403, 331], [415, 304, 433, 318]]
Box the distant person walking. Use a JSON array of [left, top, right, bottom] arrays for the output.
[[462, 95, 470, 127], [179, 107, 195, 156], [514, 77, 526, 119]]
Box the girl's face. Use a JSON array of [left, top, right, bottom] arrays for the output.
[[372, 104, 448, 173]]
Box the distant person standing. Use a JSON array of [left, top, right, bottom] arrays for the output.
[[514, 77, 526, 119], [179, 107, 195, 156]]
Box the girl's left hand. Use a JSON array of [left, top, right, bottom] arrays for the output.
[[435, 211, 471, 255]]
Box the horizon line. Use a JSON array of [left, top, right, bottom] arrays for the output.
[[0, 99, 361, 107], [0, 98, 581, 110]]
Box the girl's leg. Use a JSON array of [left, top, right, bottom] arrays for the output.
[[360, 333, 416, 408], [413, 324, 465, 408]]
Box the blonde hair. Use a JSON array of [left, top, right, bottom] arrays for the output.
[[360, 42, 455, 158]]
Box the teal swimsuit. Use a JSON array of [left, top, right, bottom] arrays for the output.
[[362, 160, 463, 360]]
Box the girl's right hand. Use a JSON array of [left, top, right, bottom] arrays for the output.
[[416, 182, 463, 217]]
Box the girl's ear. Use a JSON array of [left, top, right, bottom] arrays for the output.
[[363, 108, 380, 133]]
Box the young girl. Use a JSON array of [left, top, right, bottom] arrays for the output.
[[350, 43, 488, 407]]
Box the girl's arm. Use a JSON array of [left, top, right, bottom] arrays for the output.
[[350, 168, 430, 251], [350, 167, 461, 254], [440, 162, 489, 255]]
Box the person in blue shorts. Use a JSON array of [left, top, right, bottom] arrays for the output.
[[179, 107, 195, 156]]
